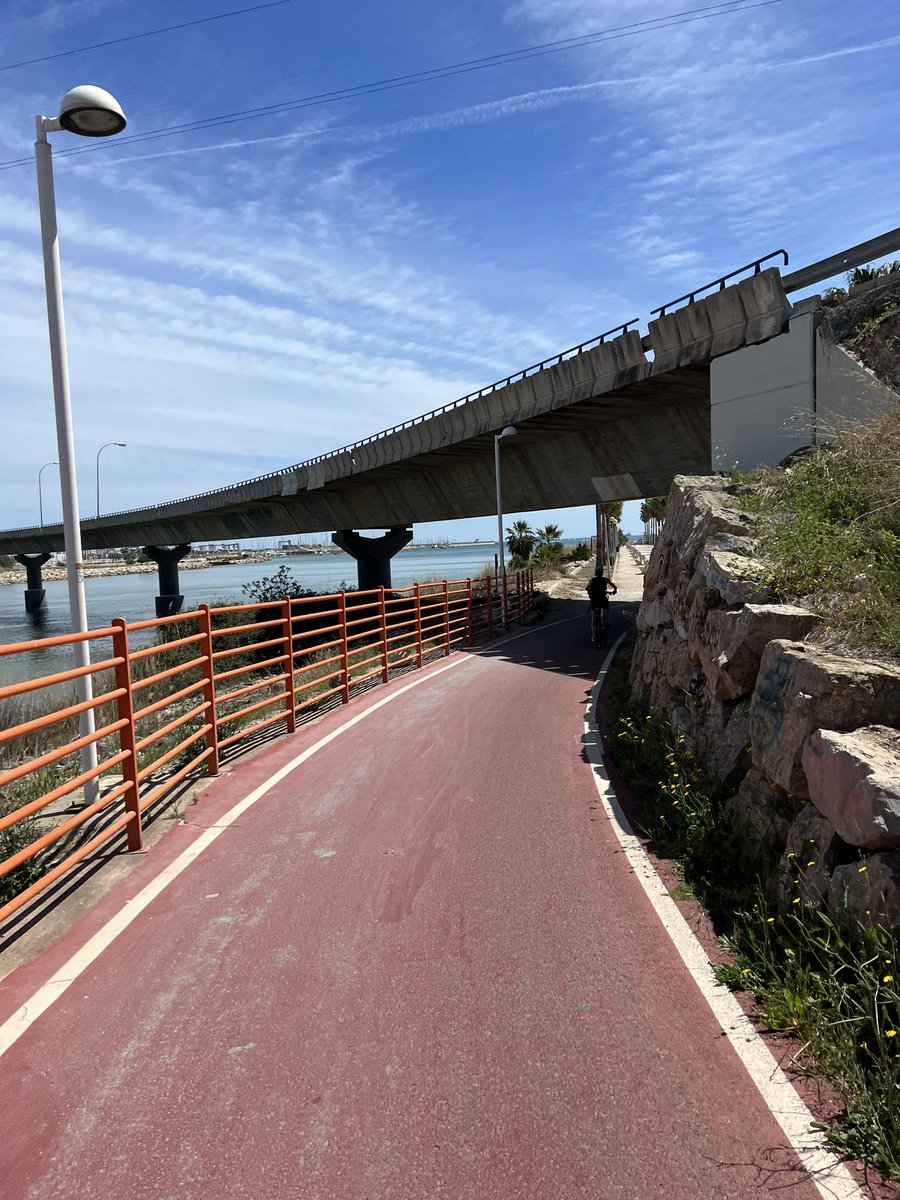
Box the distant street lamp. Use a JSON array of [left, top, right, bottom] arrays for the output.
[[38, 460, 58, 527], [96, 441, 126, 517], [35, 85, 128, 807], [494, 425, 518, 579]]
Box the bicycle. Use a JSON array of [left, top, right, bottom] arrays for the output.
[[589, 604, 609, 649]]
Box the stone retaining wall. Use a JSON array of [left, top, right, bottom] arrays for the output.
[[628, 475, 900, 927]]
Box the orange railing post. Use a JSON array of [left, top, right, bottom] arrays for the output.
[[442, 580, 451, 655], [413, 583, 423, 668], [465, 578, 473, 646], [337, 591, 351, 703], [111, 618, 143, 852], [198, 605, 220, 776], [502, 570, 509, 628], [379, 587, 390, 682], [282, 597, 297, 734]]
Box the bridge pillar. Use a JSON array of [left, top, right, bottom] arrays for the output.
[[332, 527, 413, 590], [143, 544, 191, 617], [14, 553, 52, 614]]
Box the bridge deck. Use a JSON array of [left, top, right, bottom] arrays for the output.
[[0, 568, 839, 1198]]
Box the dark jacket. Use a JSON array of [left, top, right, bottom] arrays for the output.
[[586, 574, 617, 607]]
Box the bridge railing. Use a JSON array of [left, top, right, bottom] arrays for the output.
[[0, 569, 534, 924]]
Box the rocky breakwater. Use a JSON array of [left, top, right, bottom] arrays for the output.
[[0, 555, 267, 587], [629, 476, 900, 927]]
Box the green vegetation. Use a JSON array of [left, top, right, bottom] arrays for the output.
[[506, 520, 537, 563], [822, 260, 900, 308], [605, 651, 900, 1177], [735, 407, 900, 657], [717, 904, 900, 1177]]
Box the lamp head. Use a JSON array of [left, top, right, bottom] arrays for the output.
[[115, 442, 126, 447], [498, 425, 518, 439], [57, 86, 126, 137]]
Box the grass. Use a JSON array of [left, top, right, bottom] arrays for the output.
[[717, 903, 900, 1178], [605, 649, 900, 1177], [732, 407, 900, 658]]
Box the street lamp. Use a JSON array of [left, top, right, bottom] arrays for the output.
[[35, 85, 127, 807], [494, 424, 518, 578], [38, 460, 58, 527], [96, 441, 126, 517]]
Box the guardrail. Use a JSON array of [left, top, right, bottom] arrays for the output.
[[650, 249, 789, 318], [0, 569, 534, 924]]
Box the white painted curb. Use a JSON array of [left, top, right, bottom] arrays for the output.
[[583, 635, 864, 1200]]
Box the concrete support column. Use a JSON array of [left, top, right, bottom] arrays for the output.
[[15, 553, 52, 614], [143, 544, 191, 617], [332, 526, 413, 591]]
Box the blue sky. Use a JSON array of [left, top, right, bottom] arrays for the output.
[[1, 0, 897, 541]]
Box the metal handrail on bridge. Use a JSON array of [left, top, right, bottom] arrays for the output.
[[0, 569, 534, 925], [5, 229, 898, 540], [649, 249, 790, 318]]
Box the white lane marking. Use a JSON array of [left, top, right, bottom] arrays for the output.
[[583, 637, 864, 1200], [0, 653, 471, 1058]]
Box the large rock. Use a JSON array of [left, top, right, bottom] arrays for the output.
[[778, 803, 846, 911], [691, 547, 777, 607], [695, 604, 820, 701], [750, 641, 900, 797], [725, 769, 797, 863], [704, 696, 752, 784], [635, 592, 673, 632], [802, 726, 900, 850], [641, 477, 756, 599], [828, 853, 900, 931]]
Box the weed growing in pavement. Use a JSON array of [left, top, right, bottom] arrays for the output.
[[604, 649, 900, 1178]]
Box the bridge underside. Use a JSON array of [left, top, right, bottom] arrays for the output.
[[1, 369, 710, 555]]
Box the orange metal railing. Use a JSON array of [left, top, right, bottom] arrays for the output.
[[0, 570, 534, 923]]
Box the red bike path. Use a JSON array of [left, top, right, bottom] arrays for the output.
[[0, 609, 838, 1199]]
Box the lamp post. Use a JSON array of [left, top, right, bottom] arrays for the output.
[[96, 441, 126, 517], [35, 85, 127, 807], [38, 460, 59, 528], [494, 424, 518, 578]]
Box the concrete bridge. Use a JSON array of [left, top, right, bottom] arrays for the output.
[[2, 231, 898, 611]]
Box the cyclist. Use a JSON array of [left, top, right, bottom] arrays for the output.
[[586, 565, 617, 643]]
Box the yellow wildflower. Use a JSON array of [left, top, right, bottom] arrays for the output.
[[886, 1030, 897, 1039]]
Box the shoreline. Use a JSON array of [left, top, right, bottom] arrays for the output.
[[0, 555, 270, 588]]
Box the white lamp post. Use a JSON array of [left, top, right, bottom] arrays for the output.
[[494, 425, 518, 578], [96, 441, 126, 517], [38, 460, 59, 528], [35, 85, 127, 807]]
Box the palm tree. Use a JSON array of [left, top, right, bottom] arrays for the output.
[[534, 523, 564, 564], [640, 497, 667, 544], [822, 261, 899, 309], [506, 520, 536, 562]]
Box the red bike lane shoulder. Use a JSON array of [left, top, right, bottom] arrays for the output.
[[0, 619, 834, 1199]]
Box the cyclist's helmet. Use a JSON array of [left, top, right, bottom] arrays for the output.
[[594, 565, 605, 576]]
